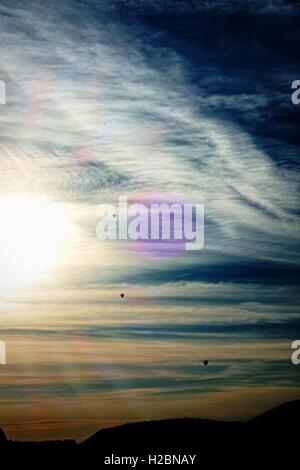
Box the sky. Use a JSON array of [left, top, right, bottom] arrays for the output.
[[0, 0, 299, 441]]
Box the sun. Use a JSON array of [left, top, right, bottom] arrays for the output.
[[0, 194, 75, 290]]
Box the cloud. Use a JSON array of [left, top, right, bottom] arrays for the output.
[[1, 317, 300, 342], [88, 0, 299, 15], [0, 0, 299, 274]]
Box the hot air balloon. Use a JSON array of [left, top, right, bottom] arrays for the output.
[[203, 360, 208, 366], [120, 293, 125, 298]]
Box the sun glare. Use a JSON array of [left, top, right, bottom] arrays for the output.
[[0, 195, 76, 290]]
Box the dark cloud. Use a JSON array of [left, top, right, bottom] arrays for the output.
[[122, 261, 300, 285], [89, 0, 300, 15], [1, 358, 299, 401], [2, 318, 299, 341]]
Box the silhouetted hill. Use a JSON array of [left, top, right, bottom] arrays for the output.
[[1, 401, 299, 466], [246, 400, 299, 461], [250, 400, 300, 427], [0, 427, 7, 444], [82, 417, 243, 452]]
